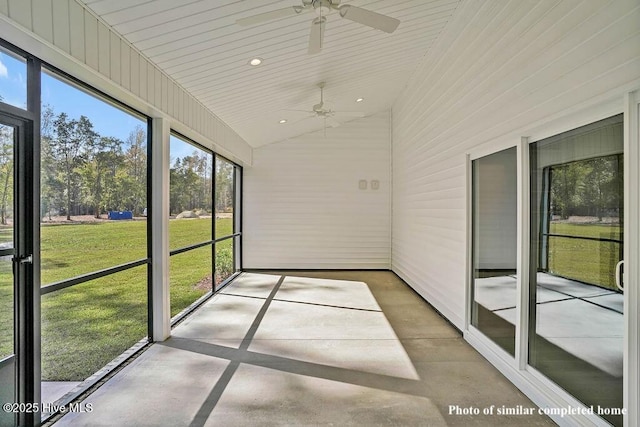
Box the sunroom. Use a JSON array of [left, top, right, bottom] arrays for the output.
[[0, 1, 638, 426]]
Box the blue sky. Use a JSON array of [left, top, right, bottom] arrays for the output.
[[0, 50, 26, 108], [0, 51, 193, 161]]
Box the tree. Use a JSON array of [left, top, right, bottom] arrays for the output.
[[80, 136, 123, 217], [581, 156, 621, 220], [123, 126, 147, 215], [550, 162, 584, 219], [169, 156, 201, 214], [41, 104, 58, 220], [215, 158, 234, 213], [50, 113, 98, 220], [0, 124, 13, 225], [550, 154, 622, 221]]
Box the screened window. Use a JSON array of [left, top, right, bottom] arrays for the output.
[[39, 68, 149, 396], [168, 136, 242, 316], [169, 134, 214, 316]]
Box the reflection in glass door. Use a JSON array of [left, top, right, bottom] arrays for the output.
[[471, 147, 518, 355], [0, 121, 16, 427], [529, 115, 624, 426]]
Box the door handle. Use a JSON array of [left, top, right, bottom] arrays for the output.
[[12, 254, 33, 265], [615, 260, 624, 292]]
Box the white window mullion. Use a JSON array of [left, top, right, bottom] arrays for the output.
[[623, 91, 639, 427], [516, 137, 530, 371]]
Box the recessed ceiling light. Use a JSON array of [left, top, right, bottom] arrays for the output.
[[279, 119, 287, 124], [356, 97, 364, 102], [249, 57, 263, 66]]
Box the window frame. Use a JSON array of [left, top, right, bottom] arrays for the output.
[[167, 132, 243, 324]]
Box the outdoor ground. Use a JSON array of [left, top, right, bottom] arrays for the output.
[[549, 220, 621, 289]]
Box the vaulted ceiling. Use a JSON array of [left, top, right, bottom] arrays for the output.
[[79, 0, 460, 147]]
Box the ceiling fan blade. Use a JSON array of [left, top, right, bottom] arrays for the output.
[[337, 5, 400, 33], [283, 109, 315, 113], [326, 117, 341, 128], [237, 6, 307, 26], [291, 115, 317, 125], [333, 111, 365, 117], [308, 17, 326, 55]]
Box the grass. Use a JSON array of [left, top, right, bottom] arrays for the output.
[[41, 221, 147, 285], [0, 218, 234, 381], [548, 223, 622, 290], [41, 266, 148, 381], [0, 257, 13, 362], [169, 244, 211, 317]]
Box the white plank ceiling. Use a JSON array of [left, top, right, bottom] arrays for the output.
[[78, 0, 460, 147]]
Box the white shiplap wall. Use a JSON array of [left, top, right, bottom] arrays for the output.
[[391, 0, 640, 329], [243, 113, 391, 269], [0, 0, 251, 165]]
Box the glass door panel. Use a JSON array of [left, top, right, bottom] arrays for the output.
[[529, 114, 624, 426], [471, 147, 518, 355], [0, 121, 16, 427]]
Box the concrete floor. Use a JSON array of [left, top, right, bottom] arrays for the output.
[[53, 271, 554, 426], [41, 382, 81, 409]]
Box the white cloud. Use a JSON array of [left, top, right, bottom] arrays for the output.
[[0, 58, 7, 78]]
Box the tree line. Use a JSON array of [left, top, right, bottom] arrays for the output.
[[39, 105, 234, 221], [41, 105, 147, 220], [550, 154, 622, 220], [0, 106, 235, 224], [169, 149, 235, 216]]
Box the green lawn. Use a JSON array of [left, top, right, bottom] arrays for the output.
[[0, 218, 234, 381], [548, 223, 622, 290]]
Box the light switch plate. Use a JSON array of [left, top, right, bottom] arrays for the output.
[[371, 180, 380, 190], [358, 180, 367, 190]]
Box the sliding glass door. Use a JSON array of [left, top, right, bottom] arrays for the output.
[[471, 147, 518, 356], [469, 112, 633, 426], [529, 115, 624, 426]]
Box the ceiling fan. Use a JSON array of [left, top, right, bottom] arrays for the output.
[[236, 0, 400, 54], [286, 82, 365, 133]]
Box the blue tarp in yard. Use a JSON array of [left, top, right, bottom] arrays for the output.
[[108, 211, 133, 220]]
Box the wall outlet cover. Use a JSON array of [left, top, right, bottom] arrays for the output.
[[359, 180, 368, 190]]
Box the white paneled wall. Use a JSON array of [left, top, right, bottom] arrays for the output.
[[391, 0, 640, 329], [0, 0, 251, 164], [244, 113, 391, 269]]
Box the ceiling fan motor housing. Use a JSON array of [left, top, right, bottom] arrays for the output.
[[310, 0, 340, 7], [312, 0, 338, 14]]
